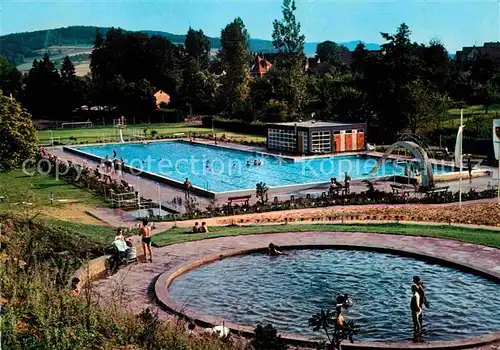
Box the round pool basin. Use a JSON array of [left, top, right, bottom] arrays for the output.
[[166, 248, 500, 343]]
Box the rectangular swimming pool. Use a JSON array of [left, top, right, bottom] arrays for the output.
[[70, 141, 455, 194]]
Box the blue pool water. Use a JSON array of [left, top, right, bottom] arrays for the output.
[[73, 141, 454, 193], [167, 249, 500, 341]]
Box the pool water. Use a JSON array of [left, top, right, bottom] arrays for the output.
[[73, 141, 454, 193], [167, 249, 500, 342]]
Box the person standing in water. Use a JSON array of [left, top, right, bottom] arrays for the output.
[[412, 276, 428, 326], [410, 284, 422, 334], [140, 219, 153, 263]]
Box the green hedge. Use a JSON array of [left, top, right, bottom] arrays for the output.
[[202, 116, 267, 135]]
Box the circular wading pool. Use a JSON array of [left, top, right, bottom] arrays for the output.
[[167, 249, 500, 342]]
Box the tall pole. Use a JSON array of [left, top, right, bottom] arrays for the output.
[[157, 182, 161, 215], [459, 109, 463, 208], [498, 159, 500, 204]]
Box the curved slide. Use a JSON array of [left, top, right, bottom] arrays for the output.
[[370, 141, 434, 189]]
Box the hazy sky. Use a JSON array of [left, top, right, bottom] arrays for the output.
[[2, 0, 499, 52]]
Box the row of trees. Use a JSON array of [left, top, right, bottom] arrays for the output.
[[2, 0, 500, 142]]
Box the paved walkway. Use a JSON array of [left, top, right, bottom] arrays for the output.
[[91, 231, 500, 348]]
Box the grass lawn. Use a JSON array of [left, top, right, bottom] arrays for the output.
[[444, 104, 500, 127], [38, 122, 265, 145], [46, 218, 117, 244], [0, 169, 106, 223], [152, 223, 500, 248]]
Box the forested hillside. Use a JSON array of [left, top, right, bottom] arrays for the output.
[[0, 25, 380, 66]]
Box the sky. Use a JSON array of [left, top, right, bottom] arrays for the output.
[[1, 0, 500, 52]]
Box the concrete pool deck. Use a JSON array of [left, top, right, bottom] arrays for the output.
[[89, 231, 500, 349]]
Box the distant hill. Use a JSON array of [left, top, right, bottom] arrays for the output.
[[0, 25, 381, 67]]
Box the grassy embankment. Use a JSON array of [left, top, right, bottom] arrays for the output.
[[0, 168, 243, 349], [38, 122, 265, 145], [0, 169, 115, 242]]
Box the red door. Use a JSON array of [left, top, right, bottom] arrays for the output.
[[356, 133, 365, 150], [334, 135, 341, 152], [344, 133, 352, 152]]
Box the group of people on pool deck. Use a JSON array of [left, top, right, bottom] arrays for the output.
[[109, 219, 153, 263], [328, 172, 351, 196]]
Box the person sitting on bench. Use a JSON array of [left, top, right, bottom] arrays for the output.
[[329, 178, 343, 195]]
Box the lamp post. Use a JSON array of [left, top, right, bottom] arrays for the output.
[[48, 130, 53, 146], [157, 182, 161, 216], [459, 109, 463, 209]]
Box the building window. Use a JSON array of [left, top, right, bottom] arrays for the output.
[[310, 130, 331, 153], [267, 128, 297, 152], [298, 131, 309, 153]]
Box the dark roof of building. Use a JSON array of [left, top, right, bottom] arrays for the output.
[[268, 121, 364, 128], [455, 42, 500, 62]]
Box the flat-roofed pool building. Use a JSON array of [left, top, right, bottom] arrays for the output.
[[266, 121, 367, 154]]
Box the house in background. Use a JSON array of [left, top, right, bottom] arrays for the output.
[[455, 42, 500, 67], [250, 55, 273, 77], [154, 90, 170, 108]]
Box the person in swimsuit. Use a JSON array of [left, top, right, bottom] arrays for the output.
[[140, 219, 153, 262], [412, 276, 428, 326], [410, 284, 422, 333]]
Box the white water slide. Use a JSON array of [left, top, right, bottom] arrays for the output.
[[369, 141, 434, 189]]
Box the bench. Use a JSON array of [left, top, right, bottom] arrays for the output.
[[425, 186, 449, 195], [328, 185, 349, 197], [390, 183, 416, 196], [227, 195, 251, 207], [173, 133, 186, 138]]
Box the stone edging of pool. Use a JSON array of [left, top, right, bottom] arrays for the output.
[[154, 240, 500, 350]]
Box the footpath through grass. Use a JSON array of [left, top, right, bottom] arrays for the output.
[[152, 223, 500, 248], [38, 122, 265, 144]]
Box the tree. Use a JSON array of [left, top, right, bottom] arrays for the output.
[[184, 27, 211, 68], [256, 182, 269, 204], [309, 308, 359, 350], [59, 56, 84, 115], [400, 80, 446, 135], [270, 0, 308, 118], [119, 79, 156, 121], [350, 42, 368, 73], [218, 18, 251, 117], [0, 56, 22, 97], [272, 0, 305, 63], [60, 56, 76, 81], [0, 91, 38, 170], [316, 41, 347, 66], [420, 39, 451, 92], [23, 54, 62, 119], [90, 29, 182, 104], [477, 82, 500, 114], [249, 324, 287, 350], [179, 58, 218, 114]]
